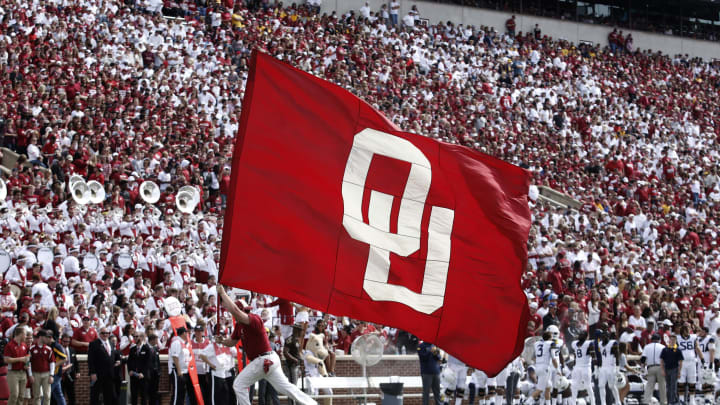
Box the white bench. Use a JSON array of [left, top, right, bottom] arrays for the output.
[[303, 376, 423, 390], [298, 376, 423, 399]]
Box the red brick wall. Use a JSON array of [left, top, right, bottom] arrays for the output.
[[75, 355, 422, 405]]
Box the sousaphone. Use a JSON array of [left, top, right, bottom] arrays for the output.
[[71, 180, 90, 205], [87, 180, 106, 204], [176, 188, 199, 214], [139, 181, 160, 204]]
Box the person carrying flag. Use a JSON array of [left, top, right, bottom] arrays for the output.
[[216, 285, 317, 405]]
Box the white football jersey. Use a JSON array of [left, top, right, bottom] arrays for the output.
[[698, 335, 715, 364], [677, 334, 697, 361], [599, 340, 617, 368], [572, 340, 593, 369], [535, 340, 556, 367]]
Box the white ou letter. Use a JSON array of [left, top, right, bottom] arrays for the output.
[[342, 128, 454, 314]]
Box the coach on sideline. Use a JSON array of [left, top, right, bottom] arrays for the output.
[[660, 335, 683, 405], [642, 334, 666, 405]]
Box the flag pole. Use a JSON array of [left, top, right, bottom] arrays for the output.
[[216, 281, 221, 338]]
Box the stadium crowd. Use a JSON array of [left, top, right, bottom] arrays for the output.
[[0, 0, 718, 404]]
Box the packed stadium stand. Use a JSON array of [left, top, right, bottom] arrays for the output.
[[0, 0, 719, 404]]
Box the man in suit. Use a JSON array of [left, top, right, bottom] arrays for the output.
[[128, 332, 152, 405], [146, 334, 161, 405], [60, 334, 78, 405], [108, 334, 125, 400], [88, 327, 118, 405]]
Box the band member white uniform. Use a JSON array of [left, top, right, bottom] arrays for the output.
[[5, 258, 28, 288], [198, 335, 238, 405], [597, 331, 621, 405], [532, 331, 558, 405], [446, 355, 468, 405], [570, 332, 595, 405], [677, 325, 701, 405]]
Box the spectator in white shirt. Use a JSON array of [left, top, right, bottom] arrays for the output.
[[628, 305, 647, 338]]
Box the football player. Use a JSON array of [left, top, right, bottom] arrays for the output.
[[445, 355, 468, 405], [597, 330, 621, 405], [570, 332, 595, 405], [697, 327, 715, 404], [494, 360, 512, 405], [469, 369, 495, 405], [677, 324, 702, 405], [547, 325, 566, 405], [531, 331, 558, 405]]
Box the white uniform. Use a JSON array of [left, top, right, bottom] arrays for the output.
[[549, 338, 564, 389], [534, 339, 556, 391], [447, 355, 468, 392], [598, 339, 621, 405], [494, 361, 511, 388], [698, 335, 715, 369], [571, 339, 596, 404], [200, 343, 237, 378], [696, 334, 715, 395], [168, 336, 191, 375], [471, 369, 496, 390], [678, 334, 698, 383]]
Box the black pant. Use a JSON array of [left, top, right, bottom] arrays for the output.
[[259, 379, 280, 405], [421, 373, 442, 405], [62, 377, 76, 405], [91, 377, 118, 405], [198, 373, 211, 405], [285, 362, 299, 405], [211, 375, 236, 405], [146, 371, 160, 405], [130, 376, 148, 405], [171, 370, 198, 405], [506, 372, 520, 405]]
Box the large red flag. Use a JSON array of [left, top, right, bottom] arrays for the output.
[[220, 51, 531, 374]]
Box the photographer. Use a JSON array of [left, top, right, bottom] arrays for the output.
[[282, 325, 304, 396]]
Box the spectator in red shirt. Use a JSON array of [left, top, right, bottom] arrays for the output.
[[505, 15, 516, 36], [29, 329, 55, 405], [71, 317, 98, 354], [529, 302, 543, 335], [640, 320, 656, 346], [5, 326, 30, 405], [264, 298, 296, 341], [548, 267, 564, 294], [349, 320, 376, 343]]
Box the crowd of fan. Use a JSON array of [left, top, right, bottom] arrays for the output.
[[0, 0, 719, 403]]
